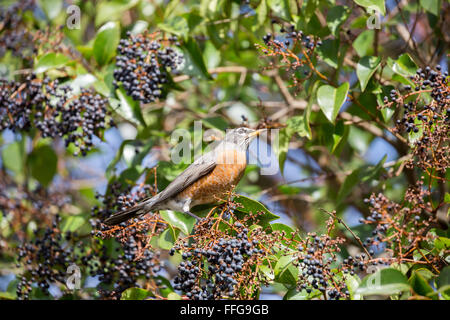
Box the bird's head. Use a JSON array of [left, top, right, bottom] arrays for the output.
[[224, 127, 266, 149]]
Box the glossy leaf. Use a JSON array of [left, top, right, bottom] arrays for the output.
[[114, 87, 147, 127], [436, 266, 450, 300], [93, 21, 120, 66], [2, 141, 25, 175], [35, 53, 70, 74], [356, 56, 381, 91], [60, 216, 86, 233], [160, 210, 196, 235], [121, 287, 152, 300], [27, 145, 57, 187], [353, 0, 386, 15], [353, 30, 374, 57], [393, 53, 418, 77], [274, 255, 298, 286], [317, 82, 349, 124], [159, 16, 189, 37], [39, 0, 63, 20], [234, 195, 280, 227], [327, 6, 350, 36], [158, 227, 179, 250], [357, 268, 411, 296], [181, 37, 211, 80]]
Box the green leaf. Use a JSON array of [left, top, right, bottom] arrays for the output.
[[273, 127, 291, 175], [0, 291, 16, 300], [356, 56, 381, 92], [326, 6, 350, 36], [444, 193, 450, 204], [121, 287, 152, 300], [357, 268, 411, 296], [114, 87, 146, 127], [316, 39, 339, 69], [283, 289, 308, 300], [61, 216, 86, 233], [267, 0, 292, 21], [202, 116, 229, 131], [158, 227, 179, 250], [255, 0, 268, 29], [95, 0, 139, 26], [271, 223, 300, 247], [344, 274, 362, 300], [35, 53, 70, 74], [420, 0, 440, 16], [106, 139, 140, 178], [393, 53, 418, 77], [270, 223, 295, 237], [353, 0, 386, 15], [353, 30, 374, 57], [167, 292, 182, 300], [286, 116, 309, 138], [203, 41, 221, 69], [93, 21, 120, 66], [2, 141, 25, 175], [160, 210, 196, 235], [27, 145, 57, 187], [159, 16, 189, 37], [234, 196, 279, 227], [436, 266, 450, 300], [274, 255, 298, 286], [153, 275, 176, 298], [181, 37, 211, 80], [408, 117, 424, 145], [409, 269, 434, 297], [39, 0, 63, 20], [330, 121, 349, 154], [434, 237, 450, 251], [317, 82, 349, 124], [259, 264, 275, 281]]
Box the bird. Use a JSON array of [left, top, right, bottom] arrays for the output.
[[103, 127, 266, 225]]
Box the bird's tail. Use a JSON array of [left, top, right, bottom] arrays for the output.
[[103, 199, 154, 226]]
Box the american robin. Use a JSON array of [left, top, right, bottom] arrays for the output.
[[104, 127, 265, 225]]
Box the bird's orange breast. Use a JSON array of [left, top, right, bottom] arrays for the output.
[[177, 148, 247, 206]]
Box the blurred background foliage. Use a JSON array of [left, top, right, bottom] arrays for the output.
[[0, 0, 449, 300]]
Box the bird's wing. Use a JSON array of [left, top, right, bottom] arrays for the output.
[[151, 153, 217, 205]]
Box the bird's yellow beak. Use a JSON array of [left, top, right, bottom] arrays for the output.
[[249, 128, 267, 138]]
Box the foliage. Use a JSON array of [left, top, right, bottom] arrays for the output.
[[0, 0, 448, 300]]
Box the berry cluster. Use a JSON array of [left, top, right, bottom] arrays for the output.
[[0, 74, 113, 156], [0, 0, 36, 59], [292, 221, 351, 300], [89, 181, 166, 299], [384, 65, 449, 173], [94, 237, 162, 299], [257, 25, 322, 90], [16, 205, 163, 300], [171, 220, 265, 300], [16, 215, 79, 299], [113, 31, 183, 103], [0, 169, 70, 241], [91, 181, 155, 227], [162, 197, 284, 301], [359, 187, 443, 270], [262, 24, 322, 49]]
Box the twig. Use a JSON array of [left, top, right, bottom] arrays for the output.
[[320, 208, 372, 259]]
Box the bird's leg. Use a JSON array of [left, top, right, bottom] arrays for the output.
[[182, 199, 201, 220], [184, 210, 201, 220]]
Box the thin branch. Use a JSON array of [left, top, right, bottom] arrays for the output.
[[320, 208, 373, 259]]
